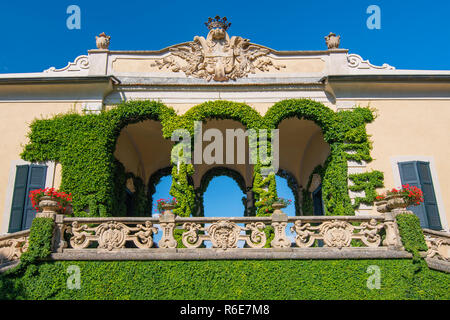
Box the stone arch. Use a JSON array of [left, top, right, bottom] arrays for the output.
[[277, 169, 301, 216], [194, 166, 250, 217]]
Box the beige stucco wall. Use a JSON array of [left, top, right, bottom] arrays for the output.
[[361, 100, 449, 228], [0, 102, 82, 233], [2, 97, 449, 232], [111, 57, 325, 74]]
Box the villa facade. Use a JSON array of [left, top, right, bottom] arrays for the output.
[[1, 20, 449, 235]]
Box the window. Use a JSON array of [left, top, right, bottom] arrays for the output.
[[398, 161, 442, 230], [8, 164, 47, 233]]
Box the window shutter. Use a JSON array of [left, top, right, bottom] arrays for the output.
[[22, 165, 47, 230], [398, 161, 428, 227], [417, 161, 441, 230], [8, 165, 30, 233], [398, 161, 442, 230]]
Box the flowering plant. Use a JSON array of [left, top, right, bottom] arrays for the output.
[[259, 195, 292, 213], [29, 188, 72, 214], [376, 184, 424, 206], [155, 197, 178, 213]]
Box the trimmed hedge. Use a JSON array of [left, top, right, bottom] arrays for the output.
[[1, 259, 448, 300]]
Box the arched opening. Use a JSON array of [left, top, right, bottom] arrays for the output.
[[192, 119, 255, 217], [203, 176, 246, 218], [114, 120, 173, 216], [277, 118, 330, 215]]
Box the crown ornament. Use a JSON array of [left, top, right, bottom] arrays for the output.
[[205, 16, 231, 30]]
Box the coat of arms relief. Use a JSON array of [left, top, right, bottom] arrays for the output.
[[151, 16, 285, 81]]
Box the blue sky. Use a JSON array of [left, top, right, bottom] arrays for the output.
[[1, 1, 448, 216], [1, 0, 449, 73]]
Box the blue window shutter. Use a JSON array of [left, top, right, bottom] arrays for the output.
[[417, 161, 441, 230], [398, 161, 442, 230], [22, 165, 47, 230], [398, 161, 428, 227], [8, 165, 30, 233]]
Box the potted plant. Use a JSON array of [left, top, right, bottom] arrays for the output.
[[375, 184, 424, 212], [29, 187, 73, 217], [258, 195, 292, 213], [155, 197, 178, 214]]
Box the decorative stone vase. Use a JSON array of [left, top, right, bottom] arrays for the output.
[[37, 196, 60, 219], [386, 194, 408, 211], [325, 32, 340, 49], [161, 203, 176, 215], [375, 200, 388, 213], [95, 32, 110, 50], [272, 202, 286, 211]]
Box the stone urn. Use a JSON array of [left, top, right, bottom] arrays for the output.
[[375, 199, 388, 213], [386, 194, 408, 212], [161, 203, 176, 216], [271, 202, 287, 219], [272, 202, 286, 212], [325, 32, 340, 49], [37, 196, 60, 219], [95, 32, 110, 50]]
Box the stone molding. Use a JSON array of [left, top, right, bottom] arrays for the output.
[[44, 55, 90, 73], [347, 53, 395, 71]]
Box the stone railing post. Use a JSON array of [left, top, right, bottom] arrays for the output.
[[158, 205, 178, 249], [382, 211, 403, 248], [53, 214, 68, 253], [270, 203, 291, 248]]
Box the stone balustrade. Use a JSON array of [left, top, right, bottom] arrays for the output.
[[423, 228, 450, 261], [0, 230, 29, 264], [52, 209, 403, 253]]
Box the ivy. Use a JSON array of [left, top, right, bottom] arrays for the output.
[[170, 164, 195, 217], [301, 165, 326, 215], [8, 218, 54, 275], [348, 171, 384, 209], [21, 99, 380, 218], [397, 213, 428, 261], [1, 259, 448, 300]]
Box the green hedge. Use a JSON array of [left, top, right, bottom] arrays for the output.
[[1, 259, 448, 300]]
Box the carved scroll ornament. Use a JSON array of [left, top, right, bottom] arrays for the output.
[[68, 220, 158, 251], [182, 220, 266, 250]]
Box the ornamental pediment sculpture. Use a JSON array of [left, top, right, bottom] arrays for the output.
[[151, 16, 285, 81]]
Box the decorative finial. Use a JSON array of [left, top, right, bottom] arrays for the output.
[[325, 32, 340, 49], [204, 16, 231, 31], [96, 32, 111, 50]]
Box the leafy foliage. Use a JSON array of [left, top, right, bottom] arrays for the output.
[[397, 213, 428, 261], [21, 99, 379, 217], [348, 171, 384, 208], [1, 259, 448, 300]]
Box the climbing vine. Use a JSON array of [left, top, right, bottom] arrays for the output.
[[21, 99, 380, 217], [348, 171, 384, 208]]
